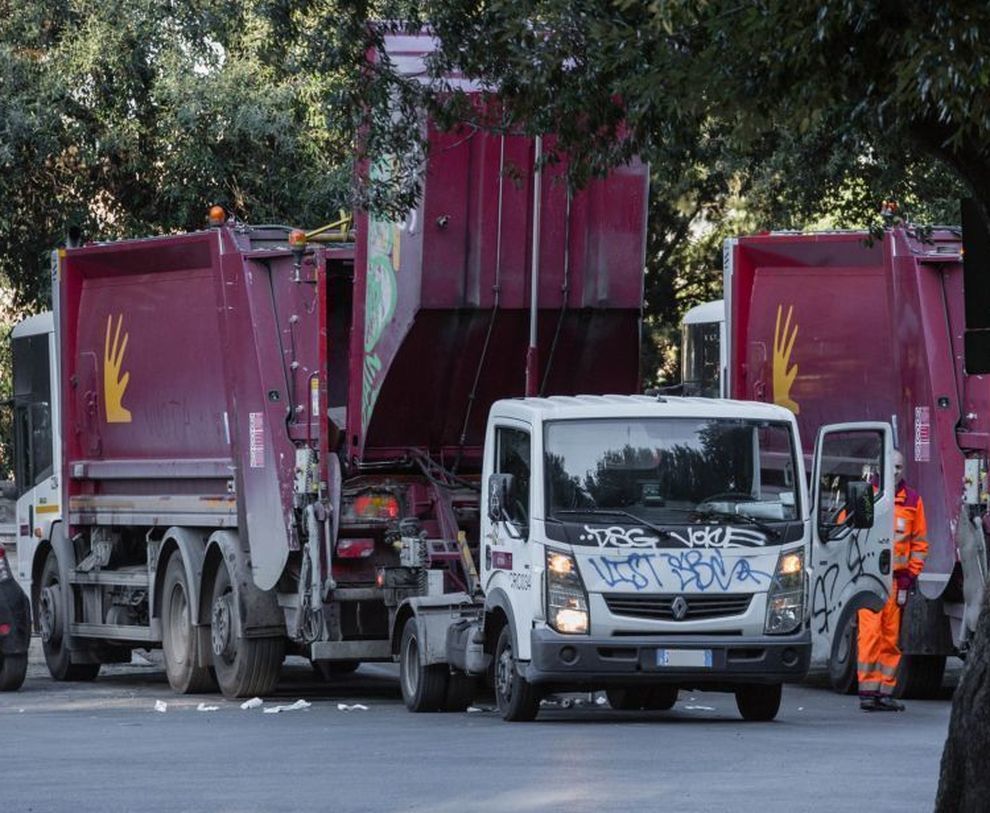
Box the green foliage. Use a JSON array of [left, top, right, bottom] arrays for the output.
[[0, 0, 352, 308]]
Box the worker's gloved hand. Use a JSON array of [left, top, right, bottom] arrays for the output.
[[895, 572, 916, 591]]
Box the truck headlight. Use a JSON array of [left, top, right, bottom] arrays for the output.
[[546, 550, 589, 634], [764, 548, 804, 635]]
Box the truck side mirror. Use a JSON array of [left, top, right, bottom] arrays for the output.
[[487, 473, 514, 523], [845, 480, 874, 529]]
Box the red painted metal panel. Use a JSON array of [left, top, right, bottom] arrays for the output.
[[730, 229, 975, 585]]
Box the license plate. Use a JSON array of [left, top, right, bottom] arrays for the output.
[[656, 649, 712, 668]]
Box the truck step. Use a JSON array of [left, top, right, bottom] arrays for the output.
[[71, 621, 160, 642], [310, 640, 393, 661], [69, 570, 150, 588]]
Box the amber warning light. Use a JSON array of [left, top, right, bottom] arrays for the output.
[[208, 205, 227, 227]]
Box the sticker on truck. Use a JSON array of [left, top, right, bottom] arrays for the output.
[[249, 412, 265, 468], [914, 406, 931, 462]]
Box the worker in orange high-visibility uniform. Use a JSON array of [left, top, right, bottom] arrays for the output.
[[857, 450, 928, 711]]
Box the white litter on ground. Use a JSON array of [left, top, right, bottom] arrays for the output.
[[684, 705, 716, 711], [240, 697, 263, 710], [466, 706, 482, 713], [595, 696, 608, 706], [798, 707, 805, 711], [263, 699, 312, 714], [336, 703, 368, 711], [130, 651, 154, 666], [196, 702, 220, 712], [154, 700, 168, 713]]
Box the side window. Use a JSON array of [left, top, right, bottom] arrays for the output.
[[818, 430, 884, 532], [13, 333, 53, 496], [496, 427, 531, 526]]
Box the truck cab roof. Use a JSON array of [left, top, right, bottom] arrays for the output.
[[490, 393, 797, 425]]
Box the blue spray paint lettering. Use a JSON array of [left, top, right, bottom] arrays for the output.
[[659, 550, 771, 592], [589, 553, 663, 591]]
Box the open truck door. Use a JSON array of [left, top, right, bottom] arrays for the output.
[[810, 422, 894, 692]]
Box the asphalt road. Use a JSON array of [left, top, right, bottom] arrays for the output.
[[0, 547, 956, 813]]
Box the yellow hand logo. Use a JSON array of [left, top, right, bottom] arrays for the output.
[[773, 304, 800, 414], [104, 314, 132, 423]]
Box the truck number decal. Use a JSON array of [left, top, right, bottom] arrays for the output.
[[914, 406, 931, 462], [249, 412, 265, 468], [509, 572, 532, 591]]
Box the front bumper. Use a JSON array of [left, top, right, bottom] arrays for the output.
[[525, 627, 811, 689], [0, 577, 31, 656]]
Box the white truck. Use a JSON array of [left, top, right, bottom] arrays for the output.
[[398, 394, 896, 720]]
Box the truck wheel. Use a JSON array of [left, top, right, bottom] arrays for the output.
[[38, 551, 100, 682], [399, 621, 448, 712], [494, 626, 541, 722], [161, 556, 216, 694], [828, 613, 859, 695], [445, 673, 477, 712], [896, 654, 947, 699], [735, 683, 782, 721], [210, 561, 283, 698], [0, 654, 27, 691]]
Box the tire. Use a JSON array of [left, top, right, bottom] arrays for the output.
[[607, 685, 678, 711], [493, 626, 541, 722], [896, 654, 947, 699], [38, 551, 100, 682], [399, 621, 449, 712], [161, 556, 216, 694], [210, 560, 283, 699], [0, 653, 27, 691], [445, 673, 477, 712], [829, 612, 859, 695], [735, 683, 782, 721], [315, 660, 360, 680]]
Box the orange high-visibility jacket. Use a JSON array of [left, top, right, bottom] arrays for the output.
[[894, 483, 928, 577]]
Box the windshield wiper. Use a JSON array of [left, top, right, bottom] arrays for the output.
[[690, 508, 781, 540], [554, 509, 671, 539]]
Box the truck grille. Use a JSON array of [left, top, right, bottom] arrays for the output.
[[604, 594, 753, 621]]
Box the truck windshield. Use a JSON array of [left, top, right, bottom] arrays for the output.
[[544, 417, 799, 523]]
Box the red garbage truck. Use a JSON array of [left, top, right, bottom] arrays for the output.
[[716, 221, 989, 697], [13, 103, 650, 702]]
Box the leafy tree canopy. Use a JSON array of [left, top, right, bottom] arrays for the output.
[[0, 0, 353, 307]]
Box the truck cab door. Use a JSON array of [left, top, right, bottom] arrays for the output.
[[481, 423, 532, 585], [810, 422, 894, 669]]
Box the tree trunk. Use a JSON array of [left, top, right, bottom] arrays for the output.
[[934, 589, 990, 811]]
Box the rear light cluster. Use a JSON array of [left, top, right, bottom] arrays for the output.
[[336, 538, 375, 559], [348, 493, 401, 521], [0, 543, 10, 582]]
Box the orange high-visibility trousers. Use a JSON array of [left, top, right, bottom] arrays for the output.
[[857, 592, 902, 696]]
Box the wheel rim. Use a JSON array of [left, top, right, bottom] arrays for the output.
[[167, 581, 190, 665], [496, 638, 514, 703], [401, 630, 420, 698], [40, 583, 61, 645], [211, 590, 235, 663]]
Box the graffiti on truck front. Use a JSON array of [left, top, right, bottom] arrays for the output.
[[588, 550, 772, 593], [580, 524, 767, 550]]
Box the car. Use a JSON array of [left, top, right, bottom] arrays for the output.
[[0, 542, 30, 690]]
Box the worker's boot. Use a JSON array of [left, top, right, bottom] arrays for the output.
[[859, 695, 882, 712], [876, 696, 905, 711]]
